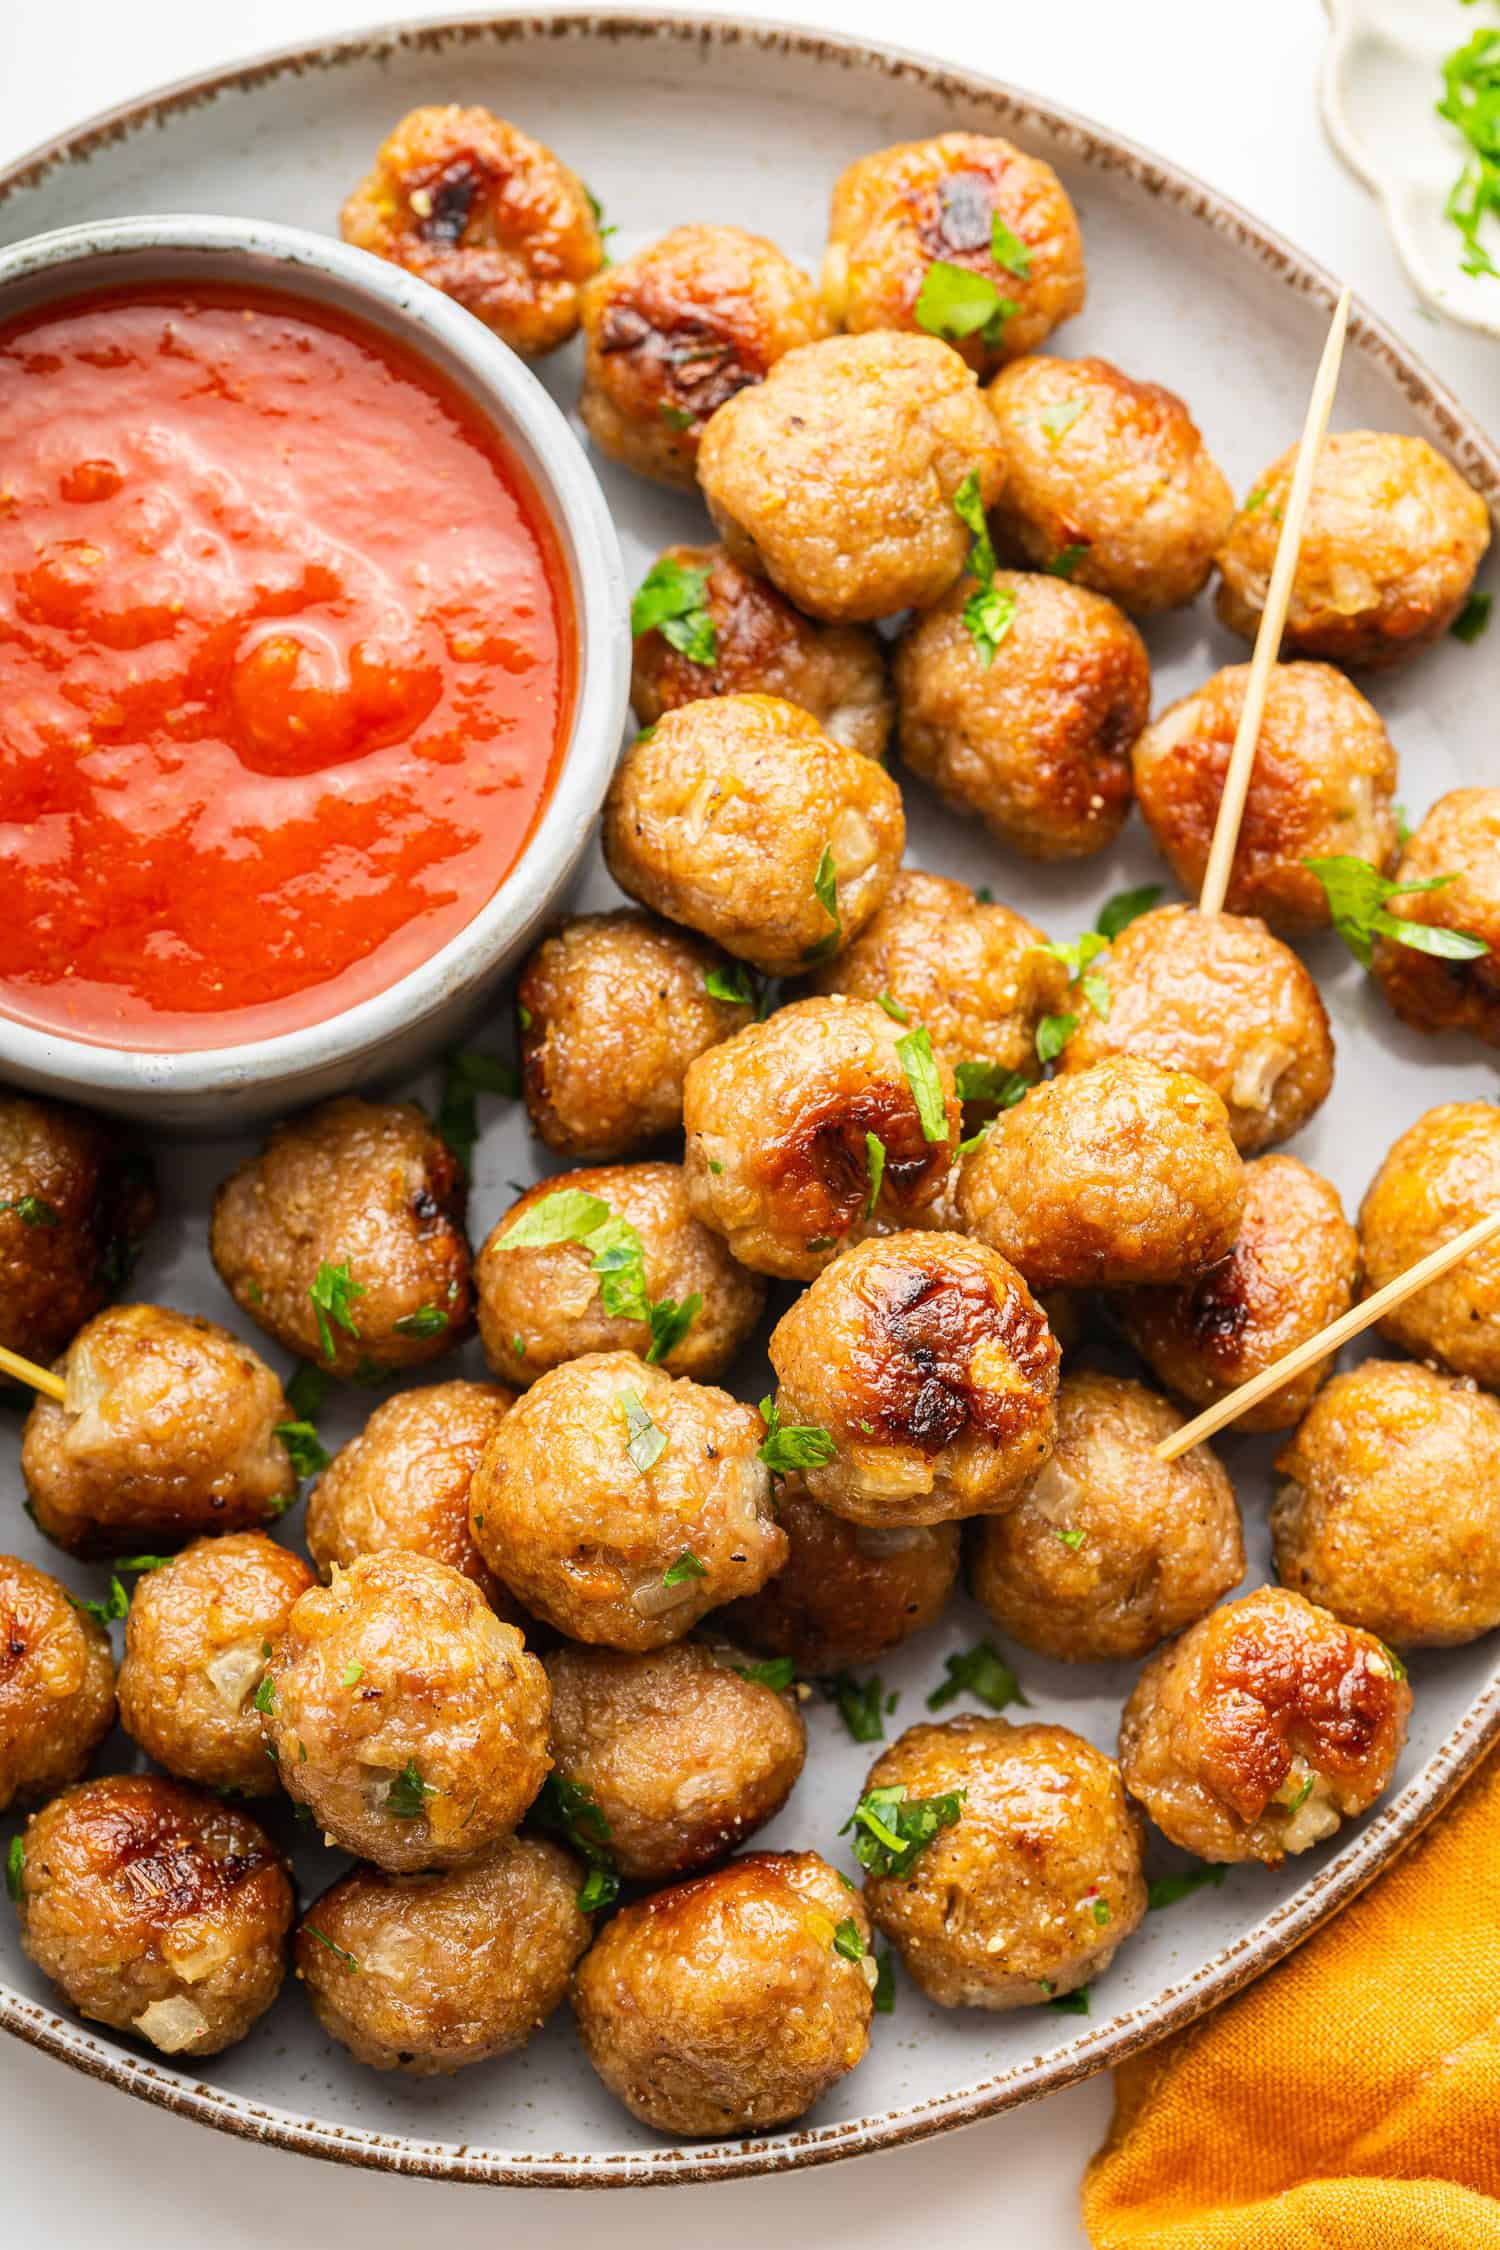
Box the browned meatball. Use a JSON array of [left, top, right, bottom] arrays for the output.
[[296, 1836, 590, 2073], [0, 1554, 115, 1812], [698, 331, 1006, 621], [1059, 905, 1334, 1154], [0, 1093, 156, 1366], [579, 225, 828, 486], [469, 1353, 783, 1649], [682, 997, 959, 1281], [720, 1481, 960, 1672], [1216, 431, 1491, 669], [969, 1372, 1243, 1662], [1132, 664, 1400, 932], [475, 1163, 764, 1390], [822, 132, 1086, 376], [517, 910, 753, 1159], [987, 355, 1235, 613], [340, 104, 602, 355], [1373, 789, 1500, 1046], [13, 1775, 292, 2055], [573, 1850, 873, 2134], [1121, 1156, 1359, 1431], [262, 1551, 550, 1871], [1359, 1102, 1500, 1385], [21, 1305, 297, 1556], [858, 1717, 1145, 2008], [1118, 1587, 1411, 1864]]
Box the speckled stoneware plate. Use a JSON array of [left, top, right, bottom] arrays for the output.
[[1, 6, 1498, 2191]]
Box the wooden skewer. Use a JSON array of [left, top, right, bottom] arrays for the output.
[[0, 1340, 65, 1403], [1197, 284, 1353, 919]]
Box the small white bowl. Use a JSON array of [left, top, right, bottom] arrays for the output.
[[0, 214, 630, 1131]]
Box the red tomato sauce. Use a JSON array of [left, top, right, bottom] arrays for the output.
[[0, 284, 574, 1050]]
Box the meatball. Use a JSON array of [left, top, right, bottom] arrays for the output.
[[1119, 1587, 1410, 1864], [1372, 788, 1500, 1047], [822, 132, 1086, 376], [682, 997, 959, 1281], [296, 1836, 590, 2074], [1121, 1156, 1359, 1431], [0, 1554, 115, 1812], [986, 354, 1235, 613], [697, 331, 1006, 621], [475, 1163, 764, 1390], [572, 1850, 873, 2134], [720, 1481, 960, 1672], [1059, 905, 1334, 1155], [1359, 1102, 1500, 1385], [468, 1353, 783, 1649], [858, 1717, 1145, 2008], [969, 1372, 1243, 1662], [602, 695, 904, 977], [339, 104, 602, 355], [958, 1056, 1244, 1289], [21, 1305, 297, 1555], [211, 1095, 472, 1379], [13, 1775, 292, 2055], [545, 1640, 806, 1882], [579, 225, 828, 486], [1216, 430, 1491, 669], [1273, 1361, 1500, 1647], [261, 1550, 550, 1871], [1132, 663, 1400, 932], [0, 1093, 156, 1366], [630, 544, 892, 760]]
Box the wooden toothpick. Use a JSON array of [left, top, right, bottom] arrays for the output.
[[0, 1340, 66, 1403]]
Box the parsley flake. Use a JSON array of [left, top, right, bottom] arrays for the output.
[[286, 1363, 331, 1424], [989, 214, 1032, 277], [497, 1186, 694, 1342], [309, 1260, 365, 1363], [6, 1835, 23, 1903], [804, 844, 842, 962], [1096, 883, 1163, 941], [1038, 396, 1087, 443], [1036, 1012, 1076, 1064], [253, 1674, 275, 1715], [304, 1924, 361, 1974], [876, 990, 911, 1024], [438, 1048, 519, 1173], [1091, 1897, 1111, 1926], [1047, 543, 1089, 579], [276, 1420, 330, 1480], [703, 962, 755, 1006], [733, 1656, 798, 1692], [619, 1388, 669, 1476], [662, 1549, 706, 1587], [393, 1305, 448, 1339], [963, 576, 1018, 667], [341, 1662, 364, 1687], [0, 1195, 59, 1229], [1049, 1985, 1090, 2015], [864, 1130, 887, 1218], [385, 1760, 437, 1819], [1437, 23, 1500, 281], [842, 1783, 965, 1879], [914, 260, 1015, 346], [821, 1671, 891, 1743], [1055, 1526, 1086, 1551], [1453, 588, 1493, 644], [1147, 1862, 1228, 1911], [533, 1775, 622, 1907], [872, 1948, 896, 2013], [954, 1061, 1029, 1108], [631, 558, 718, 666], [646, 1292, 701, 1365], [1304, 853, 1490, 969], [577, 1866, 618, 1913], [925, 1641, 1028, 1713], [72, 1578, 129, 1630], [896, 1025, 951, 1142], [758, 1395, 837, 1474], [833, 1917, 866, 1962]]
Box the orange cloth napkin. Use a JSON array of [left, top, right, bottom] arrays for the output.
[[1082, 1744, 1500, 2248]]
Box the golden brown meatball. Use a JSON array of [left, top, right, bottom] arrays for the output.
[[1059, 905, 1334, 1155], [682, 997, 959, 1281], [517, 910, 753, 1160], [0, 1094, 156, 1366], [13, 1775, 292, 2055], [1132, 663, 1400, 932], [1359, 1102, 1500, 1385], [822, 132, 1086, 376], [1372, 789, 1500, 1046], [211, 1096, 471, 1379], [720, 1481, 960, 1672], [969, 1372, 1243, 1662], [262, 1551, 550, 1871], [1216, 431, 1491, 669], [339, 104, 602, 355], [572, 1850, 873, 2135], [296, 1836, 590, 2074], [1121, 1156, 1359, 1431], [602, 696, 904, 977], [697, 331, 1006, 621], [21, 1305, 297, 1556], [958, 1056, 1244, 1289], [475, 1163, 764, 1390], [986, 354, 1235, 613], [469, 1353, 783, 1649], [579, 225, 828, 486], [0, 1554, 114, 1812], [857, 1716, 1145, 2008]]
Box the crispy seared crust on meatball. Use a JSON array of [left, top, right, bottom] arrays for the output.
[[860, 1717, 1145, 2008], [1216, 431, 1491, 669], [1373, 789, 1500, 1046], [958, 1057, 1244, 1289], [1060, 905, 1334, 1155], [1360, 1103, 1500, 1384], [297, 1836, 590, 2073], [0, 1094, 156, 1365], [697, 331, 1005, 621], [720, 1481, 960, 1672], [572, 1850, 873, 2134], [14, 1775, 292, 2055], [340, 104, 602, 355], [682, 997, 959, 1281], [969, 1372, 1242, 1662], [986, 355, 1235, 614], [262, 1551, 550, 1871], [0, 1555, 115, 1812], [21, 1305, 297, 1556], [1132, 664, 1400, 932], [469, 1353, 783, 1649], [893, 573, 1149, 861]]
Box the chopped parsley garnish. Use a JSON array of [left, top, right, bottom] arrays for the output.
[[662, 1549, 706, 1587], [309, 1259, 365, 1363], [1049, 1985, 1090, 2015], [953, 469, 997, 578], [496, 1187, 696, 1358], [804, 844, 842, 962], [1282, 1771, 1315, 1816], [914, 260, 1016, 347], [952, 467, 1014, 666], [833, 1917, 866, 1962], [1395, 802, 1413, 851], [304, 1925, 360, 1974], [863, 1131, 887, 1218], [276, 1420, 330, 1480], [896, 1025, 950, 1142], [0, 1195, 58, 1228], [659, 403, 697, 430], [72, 1578, 129, 1629], [252, 1674, 275, 1715], [1091, 1897, 1111, 1926], [647, 1293, 701, 1365], [1096, 883, 1163, 941], [1036, 930, 1111, 1018], [393, 1305, 448, 1339], [286, 1363, 331, 1424], [385, 1759, 437, 1819], [438, 1047, 519, 1173], [341, 1662, 364, 1687], [1055, 1526, 1087, 1551], [531, 1772, 619, 1910], [116, 1554, 171, 1574], [733, 1656, 798, 1692], [1453, 588, 1493, 643], [577, 1866, 618, 1913], [925, 1641, 1028, 1713], [953, 1060, 1029, 1108], [758, 1395, 837, 1474], [1038, 396, 1087, 443], [703, 962, 755, 1006], [1035, 1012, 1076, 1064], [1046, 543, 1089, 579], [1380, 1641, 1408, 1683], [872, 1948, 896, 2013], [619, 1388, 669, 1476], [876, 990, 911, 1024], [821, 1670, 890, 1743], [989, 214, 1032, 277], [1243, 484, 1270, 513], [1437, 22, 1500, 280], [630, 557, 717, 666], [6, 1835, 23, 1903], [842, 1783, 965, 1879], [1304, 853, 1490, 969], [1147, 1862, 1228, 1911]]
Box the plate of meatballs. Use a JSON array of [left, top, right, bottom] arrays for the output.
[[2, 6, 1499, 2189]]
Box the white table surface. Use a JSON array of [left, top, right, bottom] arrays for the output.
[[0, 3, 1492, 2244]]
